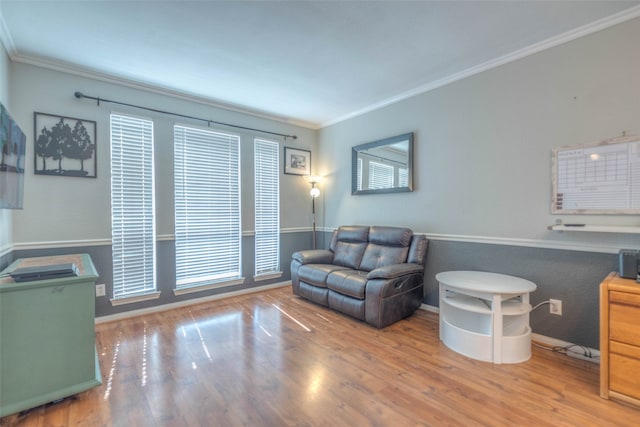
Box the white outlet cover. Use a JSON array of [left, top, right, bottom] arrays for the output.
[[96, 284, 106, 297]]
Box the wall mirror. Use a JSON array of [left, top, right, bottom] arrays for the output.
[[352, 132, 413, 195]]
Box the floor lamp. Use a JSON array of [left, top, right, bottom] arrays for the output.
[[304, 176, 322, 249]]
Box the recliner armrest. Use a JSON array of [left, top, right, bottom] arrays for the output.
[[292, 249, 334, 265], [366, 263, 424, 280]]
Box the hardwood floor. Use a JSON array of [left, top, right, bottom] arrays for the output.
[[2, 286, 639, 426]]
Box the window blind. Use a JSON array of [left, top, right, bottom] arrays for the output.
[[174, 125, 241, 289], [254, 138, 280, 276], [368, 161, 394, 189], [399, 167, 408, 187], [110, 114, 156, 299]]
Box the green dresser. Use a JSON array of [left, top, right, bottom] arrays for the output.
[[0, 254, 102, 417]]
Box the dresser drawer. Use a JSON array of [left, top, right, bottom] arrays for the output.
[[610, 290, 640, 307], [609, 291, 640, 347], [610, 341, 640, 401]]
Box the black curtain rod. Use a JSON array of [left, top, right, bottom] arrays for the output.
[[73, 91, 297, 140]]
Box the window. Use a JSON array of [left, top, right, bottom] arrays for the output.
[[174, 125, 242, 293], [254, 138, 280, 278], [110, 114, 157, 301]]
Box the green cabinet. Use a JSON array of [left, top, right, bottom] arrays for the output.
[[0, 254, 102, 417]]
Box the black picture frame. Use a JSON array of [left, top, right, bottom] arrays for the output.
[[1, 103, 26, 209], [284, 147, 311, 176], [34, 112, 97, 178]]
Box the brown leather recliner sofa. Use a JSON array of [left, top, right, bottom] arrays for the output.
[[290, 225, 428, 328]]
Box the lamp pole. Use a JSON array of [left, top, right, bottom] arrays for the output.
[[311, 183, 317, 249], [304, 176, 322, 250]]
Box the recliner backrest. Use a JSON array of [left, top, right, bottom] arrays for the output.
[[328, 225, 426, 272], [329, 225, 369, 269], [407, 234, 428, 266], [359, 226, 412, 271]]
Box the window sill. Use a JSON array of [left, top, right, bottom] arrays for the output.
[[110, 291, 161, 306], [173, 277, 245, 296], [253, 271, 283, 282]]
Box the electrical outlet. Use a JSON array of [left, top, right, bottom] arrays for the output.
[[550, 299, 562, 315], [96, 283, 106, 297]]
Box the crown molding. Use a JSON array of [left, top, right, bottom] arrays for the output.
[[0, 5, 16, 55], [3, 5, 639, 131], [8, 53, 319, 131], [321, 5, 640, 128]]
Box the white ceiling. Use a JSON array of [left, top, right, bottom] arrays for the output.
[[1, 1, 639, 129]]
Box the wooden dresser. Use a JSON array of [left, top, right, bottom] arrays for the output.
[[600, 272, 640, 408]]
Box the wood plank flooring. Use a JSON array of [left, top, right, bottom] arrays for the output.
[[2, 286, 639, 426]]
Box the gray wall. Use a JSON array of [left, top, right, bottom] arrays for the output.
[[11, 232, 311, 317], [424, 239, 617, 349], [3, 61, 320, 316], [317, 18, 640, 349], [10, 63, 319, 243]]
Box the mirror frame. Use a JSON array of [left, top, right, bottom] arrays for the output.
[[351, 132, 414, 195]]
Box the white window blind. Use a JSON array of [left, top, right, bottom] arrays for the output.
[[110, 114, 156, 299], [174, 125, 241, 290], [357, 158, 363, 190], [399, 167, 408, 187], [254, 138, 280, 276], [368, 161, 394, 189]]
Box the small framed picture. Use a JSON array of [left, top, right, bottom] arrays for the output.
[[284, 147, 311, 176]]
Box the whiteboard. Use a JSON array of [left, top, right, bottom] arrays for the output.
[[551, 136, 640, 214]]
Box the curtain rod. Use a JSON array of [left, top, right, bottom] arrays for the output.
[[73, 92, 297, 140]]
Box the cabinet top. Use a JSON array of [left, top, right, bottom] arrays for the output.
[[601, 271, 640, 295], [436, 270, 537, 294], [0, 254, 97, 291]]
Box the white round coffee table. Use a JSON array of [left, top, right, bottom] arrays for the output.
[[436, 271, 537, 364]]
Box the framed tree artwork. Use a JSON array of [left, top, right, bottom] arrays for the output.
[[34, 112, 97, 178], [284, 147, 311, 176]]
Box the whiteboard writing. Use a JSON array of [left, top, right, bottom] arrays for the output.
[[552, 136, 640, 214]]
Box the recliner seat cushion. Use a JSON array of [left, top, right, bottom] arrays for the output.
[[326, 270, 368, 299], [297, 264, 349, 287]]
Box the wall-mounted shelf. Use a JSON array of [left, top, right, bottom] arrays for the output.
[[548, 225, 640, 234]]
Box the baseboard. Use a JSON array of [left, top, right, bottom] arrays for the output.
[[95, 281, 291, 324], [531, 333, 600, 363], [420, 303, 439, 313], [418, 305, 599, 364]]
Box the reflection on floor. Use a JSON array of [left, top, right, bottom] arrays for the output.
[[2, 286, 638, 426]]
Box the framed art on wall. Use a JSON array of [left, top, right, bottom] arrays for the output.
[[34, 112, 97, 178], [284, 147, 311, 176], [0, 103, 26, 209]]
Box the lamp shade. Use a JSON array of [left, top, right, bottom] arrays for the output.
[[303, 175, 323, 185]]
